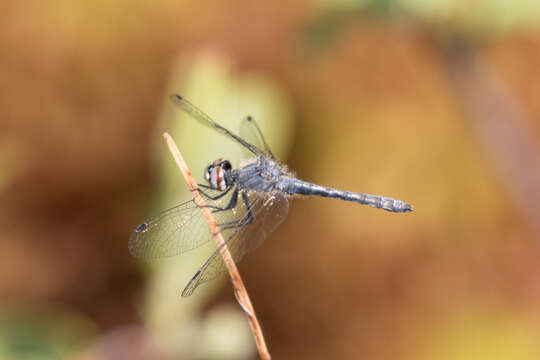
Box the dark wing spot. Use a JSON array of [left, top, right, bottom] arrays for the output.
[[247, 115, 253, 122], [135, 222, 148, 232], [192, 269, 201, 280]]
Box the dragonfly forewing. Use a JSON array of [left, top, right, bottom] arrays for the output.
[[129, 187, 245, 259]]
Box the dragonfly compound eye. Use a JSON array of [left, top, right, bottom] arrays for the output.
[[221, 160, 232, 171], [205, 165, 213, 182]]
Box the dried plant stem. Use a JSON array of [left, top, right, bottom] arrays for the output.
[[162, 132, 271, 360]]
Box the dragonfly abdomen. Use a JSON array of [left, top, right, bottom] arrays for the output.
[[288, 179, 413, 213], [345, 192, 413, 212]]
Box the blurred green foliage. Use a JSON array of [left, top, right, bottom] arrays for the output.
[[0, 305, 96, 360], [138, 53, 293, 359], [306, 0, 540, 51]]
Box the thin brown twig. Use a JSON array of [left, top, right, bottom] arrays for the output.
[[162, 132, 271, 360]]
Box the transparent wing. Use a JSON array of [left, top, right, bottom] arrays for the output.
[[181, 191, 289, 297], [170, 94, 263, 156], [129, 187, 243, 259], [239, 116, 276, 159]]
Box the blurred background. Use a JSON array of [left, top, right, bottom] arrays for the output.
[[2, 0, 540, 359]]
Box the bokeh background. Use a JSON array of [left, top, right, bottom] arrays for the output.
[[2, 0, 540, 359]]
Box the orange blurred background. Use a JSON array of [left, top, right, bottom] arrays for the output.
[[2, 0, 540, 359]]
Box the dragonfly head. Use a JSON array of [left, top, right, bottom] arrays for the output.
[[205, 158, 232, 191]]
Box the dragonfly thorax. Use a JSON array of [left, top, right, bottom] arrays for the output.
[[205, 158, 232, 191]]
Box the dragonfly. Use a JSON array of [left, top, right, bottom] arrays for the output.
[[129, 94, 413, 297]]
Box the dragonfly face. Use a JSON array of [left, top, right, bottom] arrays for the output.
[[205, 158, 232, 191]]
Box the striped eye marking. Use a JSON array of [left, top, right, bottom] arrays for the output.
[[205, 159, 231, 191]]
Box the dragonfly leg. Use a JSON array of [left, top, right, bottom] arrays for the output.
[[196, 185, 232, 200], [220, 192, 255, 230], [240, 191, 255, 225], [208, 188, 239, 213], [219, 221, 241, 230]]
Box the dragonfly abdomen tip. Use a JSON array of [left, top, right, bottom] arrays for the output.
[[401, 203, 413, 212]]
